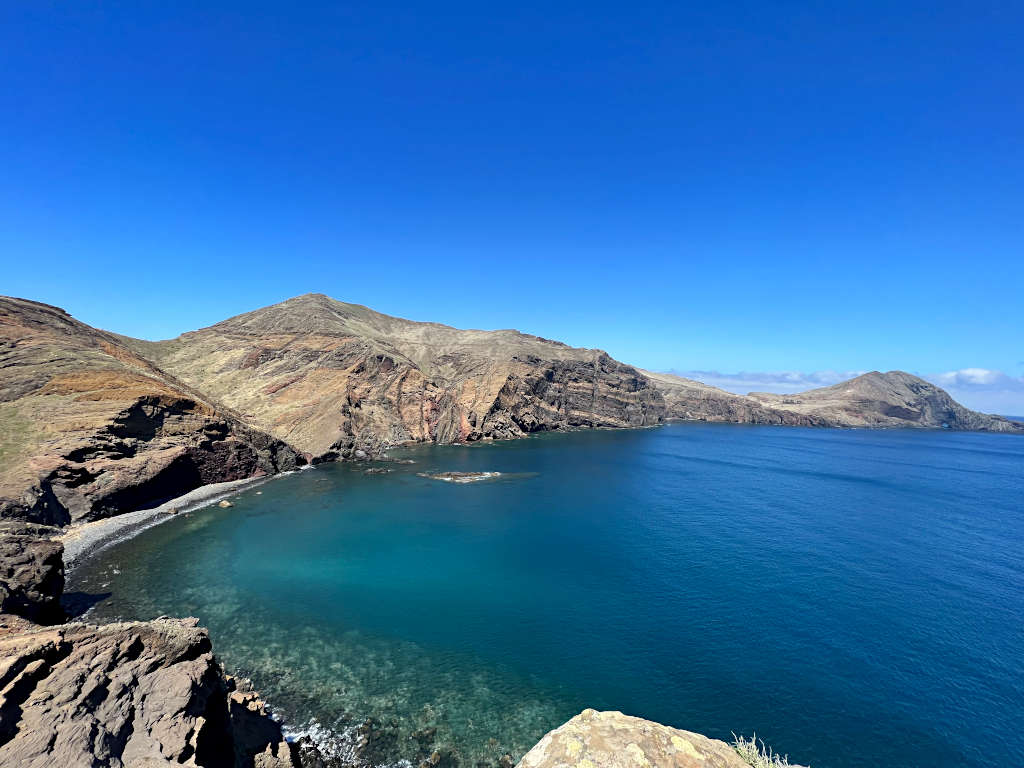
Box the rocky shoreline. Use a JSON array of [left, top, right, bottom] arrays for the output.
[[59, 475, 279, 571], [0, 523, 781, 767], [4, 291, 1006, 766]]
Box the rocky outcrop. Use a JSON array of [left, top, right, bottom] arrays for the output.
[[0, 617, 297, 767], [0, 512, 296, 767], [516, 709, 752, 768], [0, 522, 64, 624], [646, 369, 1022, 433], [640, 371, 830, 427], [0, 297, 305, 526], [746, 370, 1022, 432], [3, 293, 1018, 530], [124, 294, 666, 461]]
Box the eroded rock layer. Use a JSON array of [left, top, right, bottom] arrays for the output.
[[3, 293, 1018, 530], [124, 294, 667, 459], [0, 297, 304, 526], [0, 617, 295, 768]]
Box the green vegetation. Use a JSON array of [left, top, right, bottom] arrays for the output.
[[733, 733, 806, 767]]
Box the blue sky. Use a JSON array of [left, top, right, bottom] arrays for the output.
[[2, 1, 1022, 411]]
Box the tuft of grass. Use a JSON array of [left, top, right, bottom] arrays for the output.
[[732, 733, 807, 768]]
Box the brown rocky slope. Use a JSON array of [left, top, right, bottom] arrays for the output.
[[121, 294, 1019, 466], [6, 292, 1015, 767], [3, 293, 1018, 528], [121, 293, 669, 460], [0, 297, 304, 527]]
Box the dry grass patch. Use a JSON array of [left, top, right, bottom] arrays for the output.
[[733, 734, 808, 767]]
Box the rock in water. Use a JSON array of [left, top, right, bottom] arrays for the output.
[[417, 471, 501, 483], [516, 709, 751, 768]]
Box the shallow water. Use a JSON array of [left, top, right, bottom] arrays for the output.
[[69, 425, 1024, 767]]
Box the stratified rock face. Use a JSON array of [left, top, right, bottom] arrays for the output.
[[2, 294, 1017, 528], [0, 522, 64, 624], [745, 371, 1022, 432], [516, 709, 750, 768], [0, 297, 304, 525], [127, 294, 666, 459], [0, 617, 296, 768]]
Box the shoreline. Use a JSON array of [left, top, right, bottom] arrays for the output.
[[59, 474, 285, 572]]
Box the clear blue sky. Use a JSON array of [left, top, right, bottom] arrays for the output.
[[2, 1, 1022, 408]]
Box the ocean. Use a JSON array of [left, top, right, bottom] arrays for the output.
[[67, 424, 1024, 767]]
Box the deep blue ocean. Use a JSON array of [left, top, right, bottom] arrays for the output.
[[68, 425, 1024, 767]]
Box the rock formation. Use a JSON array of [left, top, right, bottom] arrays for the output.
[[0, 522, 64, 624], [645, 369, 1021, 432], [3, 292, 1018, 532], [745, 370, 1019, 430], [640, 371, 829, 427], [0, 297, 304, 527], [0, 291, 1010, 766], [0, 616, 296, 767], [122, 293, 666, 460], [515, 709, 754, 768], [0, 519, 298, 767]]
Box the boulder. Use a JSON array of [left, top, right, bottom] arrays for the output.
[[516, 709, 750, 768]]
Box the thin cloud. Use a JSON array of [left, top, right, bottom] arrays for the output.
[[924, 369, 1024, 416], [668, 369, 862, 394]]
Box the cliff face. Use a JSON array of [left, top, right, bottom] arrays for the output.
[[640, 370, 831, 427], [125, 294, 665, 460], [646, 369, 1021, 433], [0, 616, 297, 768], [2, 294, 1018, 530], [0, 297, 304, 526], [0, 522, 64, 624]]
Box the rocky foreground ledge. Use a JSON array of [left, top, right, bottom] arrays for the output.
[[519, 709, 759, 768]]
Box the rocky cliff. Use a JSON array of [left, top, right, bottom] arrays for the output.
[[646, 369, 1021, 432], [0, 297, 304, 526], [745, 370, 1021, 430], [0, 614, 297, 768], [3, 293, 1018, 531], [122, 293, 665, 460]]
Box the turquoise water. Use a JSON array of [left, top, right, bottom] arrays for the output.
[[68, 425, 1024, 767]]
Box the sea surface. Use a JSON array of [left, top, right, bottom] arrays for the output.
[[68, 425, 1024, 768]]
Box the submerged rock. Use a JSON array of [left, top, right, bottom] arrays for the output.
[[416, 472, 501, 484], [516, 709, 750, 768]]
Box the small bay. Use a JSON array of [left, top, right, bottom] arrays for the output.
[[68, 424, 1024, 767]]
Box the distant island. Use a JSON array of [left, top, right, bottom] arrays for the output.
[[1, 292, 1018, 768]]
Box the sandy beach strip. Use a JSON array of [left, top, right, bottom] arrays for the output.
[[60, 475, 275, 571]]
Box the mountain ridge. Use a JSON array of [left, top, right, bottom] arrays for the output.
[[2, 293, 1020, 527]]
